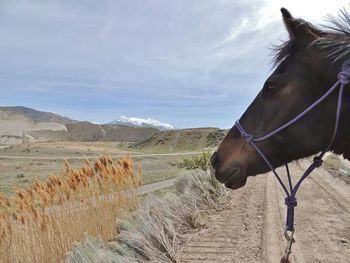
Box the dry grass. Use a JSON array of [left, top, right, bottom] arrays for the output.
[[0, 142, 186, 195], [67, 170, 231, 263], [0, 155, 142, 263]]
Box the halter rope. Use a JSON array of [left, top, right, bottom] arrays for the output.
[[235, 59, 350, 261]]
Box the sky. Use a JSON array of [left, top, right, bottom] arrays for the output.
[[0, 0, 348, 128]]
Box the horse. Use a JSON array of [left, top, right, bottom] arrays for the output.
[[210, 7, 350, 262], [211, 7, 350, 190]]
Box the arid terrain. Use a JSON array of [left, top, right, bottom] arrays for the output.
[[0, 107, 226, 147], [1, 142, 350, 263], [1, 107, 349, 263], [179, 159, 350, 263], [0, 141, 201, 194], [0, 107, 225, 194]]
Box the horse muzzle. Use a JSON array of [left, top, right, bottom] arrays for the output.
[[211, 151, 248, 189]]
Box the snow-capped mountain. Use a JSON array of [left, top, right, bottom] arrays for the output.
[[108, 116, 174, 131]]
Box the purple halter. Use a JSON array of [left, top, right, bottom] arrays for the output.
[[235, 59, 350, 236]]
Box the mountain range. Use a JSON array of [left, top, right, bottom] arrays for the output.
[[0, 106, 225, 150], [0, 106, 165, 144]]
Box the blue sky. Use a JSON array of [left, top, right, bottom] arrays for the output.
[[0, 0, 347, 128]]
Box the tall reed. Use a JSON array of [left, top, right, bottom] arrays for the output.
[[0, 155, 142, 263]]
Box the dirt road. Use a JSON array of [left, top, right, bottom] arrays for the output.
[[0, 152, 201, 160], [138, 178, 176, 194], [179, 161, 350, 263]]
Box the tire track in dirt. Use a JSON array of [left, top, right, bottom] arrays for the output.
[[289, 161, 350, 263], [264, 166, 308, 263], [299, 161, 350, 214], [179, 174, 268, 263], [179, 163, 350, 263], [262, 171, 304, 263]]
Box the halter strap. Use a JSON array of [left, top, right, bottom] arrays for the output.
[[235, 59, 350, 232]]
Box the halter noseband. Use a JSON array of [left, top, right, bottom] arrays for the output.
[[235, 59, 350, 261]]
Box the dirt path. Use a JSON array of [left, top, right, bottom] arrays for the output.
[[179, 162, 350, 263], [138, 178, 176, 194]]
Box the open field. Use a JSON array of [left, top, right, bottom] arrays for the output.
[[0, 142, 205, 194], [0, 142, 132, 157]]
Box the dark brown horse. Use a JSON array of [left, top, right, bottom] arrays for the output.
[[211, 8, 350, 190]]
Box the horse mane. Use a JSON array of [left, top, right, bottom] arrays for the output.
[[272, 8, 350, 66]]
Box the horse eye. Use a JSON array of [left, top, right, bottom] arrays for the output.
[[267, 85, 277, 92], [263, 82, 278, 95]]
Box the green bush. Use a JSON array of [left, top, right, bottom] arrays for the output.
[[179, 151, 212, 171]]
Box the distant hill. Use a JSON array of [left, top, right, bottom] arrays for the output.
[[0, 107, 160, 144], [0, 106, 75, 124], [130, 127, 227, 152], [28, 123, 159, 143], [65, 122, 106, 141], [101, 124, 159, 142], [0, 106, 225, 149], [108, 116, 174, 131], [62, 123, 158, 142], [0, 107, 69, 144]]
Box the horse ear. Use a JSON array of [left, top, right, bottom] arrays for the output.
[[281, 8, 292, 20], [280, 7, 320, 45]]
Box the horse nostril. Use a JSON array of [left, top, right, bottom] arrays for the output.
[[210, 151, 218, 168]]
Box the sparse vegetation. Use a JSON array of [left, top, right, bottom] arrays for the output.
[[67, 170, 230, 263], [179, 151, 212, 171], [206, 129, 226, 146], [130, 128, 227, 152], [0, 142, 185, 194], [0, 155, 142, 263]]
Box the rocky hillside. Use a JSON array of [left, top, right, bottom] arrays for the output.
[[101, 124, 158, 142], [130, 127, 227, 152], [0, 107, 69, 144], [0, 106, 75, 124], [27, 123, 159, 143]]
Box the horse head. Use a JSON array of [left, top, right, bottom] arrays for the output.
[[211, 8, 350, 189]]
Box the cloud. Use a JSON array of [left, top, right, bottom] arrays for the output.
[[0, 0, 347, 128]]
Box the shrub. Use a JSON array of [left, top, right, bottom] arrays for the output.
[[179, 151, 212, 171]]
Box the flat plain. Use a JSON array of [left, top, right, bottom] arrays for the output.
[[0, 141, 201, 194]]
